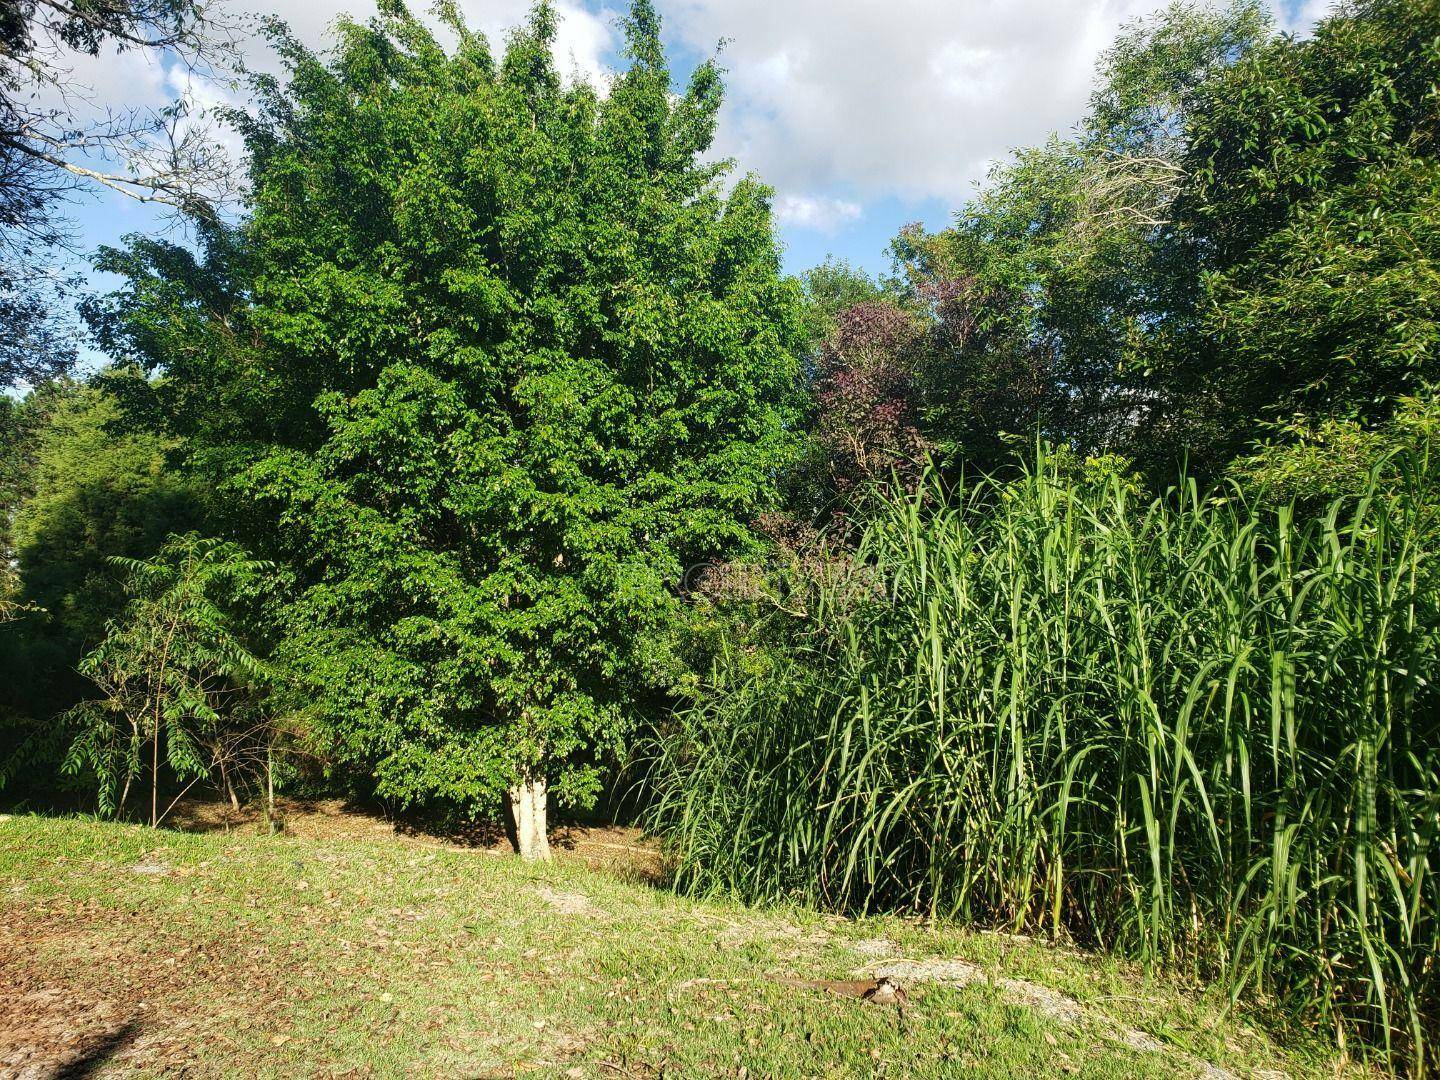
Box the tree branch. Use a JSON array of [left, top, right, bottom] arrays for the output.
[[34, 0, 202, 51]]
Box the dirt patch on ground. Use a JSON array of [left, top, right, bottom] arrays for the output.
[[867, 958, 1085, 1027], [546, 824, 665, 884], [537, 886, 603, 917], [0, 984, 139, 1079], [850, 937, 898, 959], [165, 797, 665, 883], [166, 796, 431, 844], [0, 910, 216, 1079]]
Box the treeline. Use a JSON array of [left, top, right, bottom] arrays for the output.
[[657, 2, 1440, 1068], [0, 0, 1436, 1069]]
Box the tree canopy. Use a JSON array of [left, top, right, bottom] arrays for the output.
[[87, 0, 804, 839], [884, 0, 1440, 482], [0, 382, 200, 710], [0, 0, 234, 390], [1169, 0, 1440, 459]]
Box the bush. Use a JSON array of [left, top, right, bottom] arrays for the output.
[[647, 443, 1439, 1070]]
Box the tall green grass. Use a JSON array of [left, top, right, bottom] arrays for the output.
[[647, 447, 1440, 1072]]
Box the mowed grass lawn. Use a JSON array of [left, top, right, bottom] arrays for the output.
[[1, 811, 1356, 1079]]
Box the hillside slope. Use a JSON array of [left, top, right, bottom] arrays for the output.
[[0, 813, 1353, 1078]]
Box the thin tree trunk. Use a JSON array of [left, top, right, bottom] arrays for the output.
[[508, 770, 550, 861], [119, 713, 138, 817], [266, 742, 279, 834], [150, 717, 160, 828], [221, 759, 240, 813], [150, 623, 177, 830]]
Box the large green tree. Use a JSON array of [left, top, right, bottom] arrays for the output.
[[1164, 0, 1440, 464], [887, 1, 1270, 476], [89, 0, 803, 856]]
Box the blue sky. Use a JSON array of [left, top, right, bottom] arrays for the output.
[[56, 0, 1329, 360]]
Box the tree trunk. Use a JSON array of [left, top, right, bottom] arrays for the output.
[[266, 743, 280, 835], [221, 760, 240, 813], [150, 720, 160, 828], [119, 716, 138, 817], [508, 771, 550, 861]]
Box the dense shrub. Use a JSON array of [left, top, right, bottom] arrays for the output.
[[648, 444, 1439, 1070]]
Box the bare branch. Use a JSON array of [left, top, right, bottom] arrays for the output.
[[33, 0, 200, 51], [0, 0, 242, 299], [3, 132, 192, 206]]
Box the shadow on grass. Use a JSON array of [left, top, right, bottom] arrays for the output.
[[47, 1020, 140, 1080], [4, 792, 668, 887]]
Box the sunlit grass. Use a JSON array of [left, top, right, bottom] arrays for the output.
[[0, 813, 1347, 1078]]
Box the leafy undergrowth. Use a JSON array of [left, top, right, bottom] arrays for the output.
[[0, 811, 1359, 1079]]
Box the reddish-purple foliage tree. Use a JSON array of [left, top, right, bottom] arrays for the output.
[[692, 299, 933, 613], [812, 300, 930, 496]]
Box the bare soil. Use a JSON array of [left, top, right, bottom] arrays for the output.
[[0, 904, 216, 1078], [164, 796, 664, 883]]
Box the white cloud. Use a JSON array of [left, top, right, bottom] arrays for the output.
[[550, 2, 622, 87], [41, 45, 169, 125], [55, 0, 1293, 232], [665, 0, 1182, 205], [53, 0, 617, 123], [1280, 0, 1331, 35], [292, 0, 617, 83], [773, 193, 863, 232]]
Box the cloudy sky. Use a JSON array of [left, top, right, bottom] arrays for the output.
[[60, 0, 1329, 297]]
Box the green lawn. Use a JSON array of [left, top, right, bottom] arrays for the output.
[[0, 812, 1355, 1078]]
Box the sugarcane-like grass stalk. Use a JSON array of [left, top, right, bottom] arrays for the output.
[[647, 444, 1439, 1073]]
